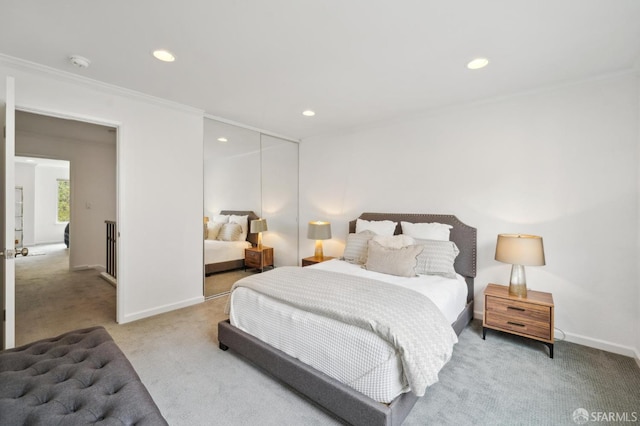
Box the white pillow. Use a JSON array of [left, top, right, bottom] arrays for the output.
[[229, 214, 249, 240], [217, 223, 243, 241], [212, 214, 230, 224], [401, 221, 452, 241], [206, 222, 223, 240], [372, 234, 415, 249], [355, 218, 397, 236]]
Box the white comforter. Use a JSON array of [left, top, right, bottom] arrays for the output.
[[228, 266, 458, 397], [310, 259, 468, 324], [204, 240, 250, 264]]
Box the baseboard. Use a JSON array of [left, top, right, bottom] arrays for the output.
[[71, 264, 104, 271], [119, 296, 204, 324], [99, 272, 116, 288], [473, 310, 638, 359]]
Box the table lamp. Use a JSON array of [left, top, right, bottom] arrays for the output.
[[204, 216, 209, 238], [250, 219, 268, 249], [307, 221, 331, 259], [495, 234, 545, 298]]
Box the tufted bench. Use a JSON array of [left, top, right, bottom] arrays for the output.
[[0, 326, 168, 425]]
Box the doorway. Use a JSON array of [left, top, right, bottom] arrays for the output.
[[14, 111, 117, 345]]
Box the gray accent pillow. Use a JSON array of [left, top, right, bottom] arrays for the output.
[[414, 239, 460, 279], [217, 222, 243, 241], [365, 240, 423, 277], [342, 230, 376, 264]]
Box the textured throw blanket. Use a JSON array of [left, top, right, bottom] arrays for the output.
[[227, 266, 458, 396]]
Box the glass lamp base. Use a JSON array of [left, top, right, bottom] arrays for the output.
[[508, 264, 527, 297]]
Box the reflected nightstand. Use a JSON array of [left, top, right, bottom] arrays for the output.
[[301, 256, 335, 267]]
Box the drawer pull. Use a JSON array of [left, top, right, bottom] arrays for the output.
[[507, 321, 525, 328], [507, 306, 526, 312]]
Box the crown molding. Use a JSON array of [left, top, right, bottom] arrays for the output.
[[0, 53, 204, 116], [204, 113, 300, 144]]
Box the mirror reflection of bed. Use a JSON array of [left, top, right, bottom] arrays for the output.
[[204, 210, 259, 299]]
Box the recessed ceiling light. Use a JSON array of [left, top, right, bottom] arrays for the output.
[[153, 49, 176, 62], [467, 57, 489, 70], [25, 159, 35, 163], [217, 137, 228, 142], [302, 110, 316, 117]]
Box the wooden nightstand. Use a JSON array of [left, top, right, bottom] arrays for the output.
[[244, 246, 274, 272], [483, 283, 555, 358], [301, 256, 335, 267]]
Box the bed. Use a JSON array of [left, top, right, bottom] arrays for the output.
[[204, 210, 258, 275], [218, 212, 476, 426]]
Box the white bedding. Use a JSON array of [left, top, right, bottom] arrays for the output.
[[310, 259, 468, 324], [204, 240, 251, 265], [229, 259, 467, 403]]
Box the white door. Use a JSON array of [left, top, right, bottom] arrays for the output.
[[1, 76, 16, 349]]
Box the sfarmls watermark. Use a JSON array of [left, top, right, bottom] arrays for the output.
[[573, 408, 638, 424]]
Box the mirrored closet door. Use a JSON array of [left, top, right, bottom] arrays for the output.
[[203, 118, 298, 299]]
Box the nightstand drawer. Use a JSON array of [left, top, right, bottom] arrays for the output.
[[244, 247, 274, 271], [245, 250, 262, 264], [485, 296, 551, 324], [484, 311, 552, 340]]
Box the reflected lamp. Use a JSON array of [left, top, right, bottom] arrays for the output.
[[250, 219, 268, 249], [495, 234, 546, 298], [307, 221, 332, 259]]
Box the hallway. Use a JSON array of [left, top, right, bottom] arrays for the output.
[[14, 243, 116, 346]]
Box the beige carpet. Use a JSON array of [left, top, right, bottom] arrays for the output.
[[15, 243, 117, 346], [13, 248, 640, 425], [205, 268, 257, 298]]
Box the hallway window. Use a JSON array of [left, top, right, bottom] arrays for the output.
[[57, 179, 70, 222]]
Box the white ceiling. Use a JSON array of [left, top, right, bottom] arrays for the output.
[[2, 1, 640, 140]]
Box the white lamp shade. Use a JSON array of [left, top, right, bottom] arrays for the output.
[[250, 219, 268, 233], [307, 221, 331, 240], [495, 234, 545, 266]]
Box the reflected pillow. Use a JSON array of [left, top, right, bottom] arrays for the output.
[[229, 215, 249, 241], [401, 221, 452, 241], [342, 230, 376, 264], [355, 218, 398, 236], [206, 222, 223, 240], [217, 223, 243, 241], [212, 214, 230, 224], [364, 240, 423, 278], [414, 239, 460, 279]]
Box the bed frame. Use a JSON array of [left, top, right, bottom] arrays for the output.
[[205, 210, 259, 275], [218, 213, 477, 426]]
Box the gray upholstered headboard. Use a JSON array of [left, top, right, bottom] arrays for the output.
[[219, 210, 260, 246], [349, 213, 477, 303]]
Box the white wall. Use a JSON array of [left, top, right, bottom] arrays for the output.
[[15, 161, 71, 247], [14, 162, 35, 246], [300, 73, 640, 357], [33, 164, 69, 244], [261, 135, 299, 267], [16, 131, 113, 270], [637, 74, 640, 366], [1, 57, 205, 323], [203, 119, 261, 217]]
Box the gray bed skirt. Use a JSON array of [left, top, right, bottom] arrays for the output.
[[218, 319, 419, 426]]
